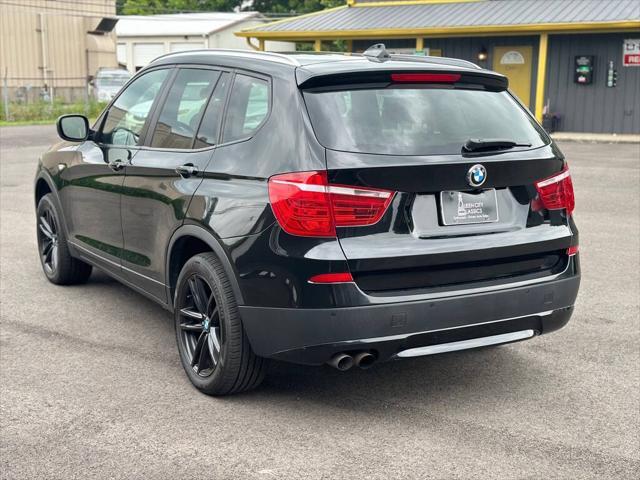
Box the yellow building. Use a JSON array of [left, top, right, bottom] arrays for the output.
[[0, 0, 118, 102], [237, 0, 640, 134]]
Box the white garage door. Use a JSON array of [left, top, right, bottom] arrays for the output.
[[133, 43, 165, 69], [170, 42, 205, 53], [117, 43, 127, 64]]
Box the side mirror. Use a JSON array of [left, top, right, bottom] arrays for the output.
[[56, 114, 89, 142]]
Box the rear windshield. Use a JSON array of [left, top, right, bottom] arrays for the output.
[[303, 87, 548, 156]]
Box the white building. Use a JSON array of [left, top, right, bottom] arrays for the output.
[[115, 12, 293, 73]]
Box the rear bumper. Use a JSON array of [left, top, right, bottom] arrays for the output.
[[239, 272, 580, 365]]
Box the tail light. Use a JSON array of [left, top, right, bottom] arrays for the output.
[[268, 171, 394, 237], [308, 272, 354, 284], [391, 73, 461, 83], [534, 166, 575, 216]]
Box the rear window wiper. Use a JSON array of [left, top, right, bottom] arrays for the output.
[[462, 138, 532, 153]]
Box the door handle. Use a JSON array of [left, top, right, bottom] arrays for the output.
[[176, 164, 199, 178], [108, 159, 126, 171]]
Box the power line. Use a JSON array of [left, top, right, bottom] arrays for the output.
[[0, 0, 299, 16], [0, 1, 114, 17]]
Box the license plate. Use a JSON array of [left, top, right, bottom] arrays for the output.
[[440, 189, 499, 225]]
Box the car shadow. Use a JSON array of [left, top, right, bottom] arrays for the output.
[[228, 344, 544, 415], [86, 268, 544, 411]]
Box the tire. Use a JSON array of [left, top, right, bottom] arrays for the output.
[[174, 252, 266, 395], [36, 194, 92, 285]]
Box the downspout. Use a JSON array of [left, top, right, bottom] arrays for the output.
[[38, 13, 52, 104]]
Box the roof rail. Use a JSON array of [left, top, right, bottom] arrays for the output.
[[150, 48, 301, 67], [389, 54, 481, 70]]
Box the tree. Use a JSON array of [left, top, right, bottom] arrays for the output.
[[117, 0, 242, 15], [248, 0, 343, 15], [117, 0, 344, 15]]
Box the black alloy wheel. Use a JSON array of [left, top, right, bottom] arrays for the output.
[[178, 274, 223, 377], [36, 194, 92, 285], [174, 253, 266, 395], [37, 205, 59, 275]]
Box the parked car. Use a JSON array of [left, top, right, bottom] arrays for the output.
[[92, 68, 132, 102], [35, 46, 580, 395]]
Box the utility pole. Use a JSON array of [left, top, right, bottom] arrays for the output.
[[3, 68, 9, 121]]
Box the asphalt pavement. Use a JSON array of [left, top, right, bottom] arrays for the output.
[[1, 125, 639, 479]]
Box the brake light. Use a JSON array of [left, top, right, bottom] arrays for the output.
[[391, 73, 461, 83], [534, 166, 575, 215], [268, 171, 394, 237], [308, 272, 354, 284]]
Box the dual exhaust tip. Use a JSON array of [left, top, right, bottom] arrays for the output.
[[327, 351, 376, 371]]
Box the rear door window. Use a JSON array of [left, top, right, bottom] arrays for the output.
[[194, 72, 230, 148], [303, 87, 548, 156], [150, 68, 220, 149], [222, 74, 269, 143]]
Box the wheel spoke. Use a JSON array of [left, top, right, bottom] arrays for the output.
[[180, 308, 204, 321], [39, 222, 54, 240], [40, 214, 54, 237], [41, 239, 53, 258], [188, 276, 208, 314], [180, 322, 203, 332], [209, 306, 219, 324], [208, 327, 220, 366], [198, 334, 212, 371], [191, 331, 206, 368], [50, 245, 58, 270]]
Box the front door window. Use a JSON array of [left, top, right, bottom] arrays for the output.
[[100, 69, 169, 146]]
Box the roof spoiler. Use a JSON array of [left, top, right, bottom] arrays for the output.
[[297, 69, 508, 91]]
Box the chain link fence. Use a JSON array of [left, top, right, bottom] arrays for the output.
[[1, 74, 107, 123]]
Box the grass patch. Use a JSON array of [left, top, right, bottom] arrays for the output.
[[0, 100, 107, 125]]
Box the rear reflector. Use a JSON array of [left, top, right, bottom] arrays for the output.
[[534, 166, 575, 215], [268, 171, 394, 237], [391, 73, 461, 83], [308, 272, 354, 284], [567, 245, 579, 256]]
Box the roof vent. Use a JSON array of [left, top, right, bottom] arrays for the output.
[[88, 17, 118, 34], [363, 43, 390, 62]]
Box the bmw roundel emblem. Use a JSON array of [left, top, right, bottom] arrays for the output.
[[467, 164, 487, 188]]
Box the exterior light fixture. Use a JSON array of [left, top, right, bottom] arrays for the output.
[[478, 47, 488, 61]]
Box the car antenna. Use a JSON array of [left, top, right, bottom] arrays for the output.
[[363, 43, 390, 62]]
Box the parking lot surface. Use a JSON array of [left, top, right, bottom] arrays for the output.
[[1, 125, 639, 479]]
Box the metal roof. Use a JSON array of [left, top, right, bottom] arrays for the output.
[[116, 12, 262, 37], [239, 0, 640, 35]]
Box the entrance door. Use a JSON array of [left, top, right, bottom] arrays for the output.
[[492, 46, 533, 108]]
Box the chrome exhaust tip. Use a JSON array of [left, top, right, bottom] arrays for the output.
[[353, 351, 376, 369], [327, 353, 354, 371]]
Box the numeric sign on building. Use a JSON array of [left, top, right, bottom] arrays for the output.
[[623, 39, 640, 67]]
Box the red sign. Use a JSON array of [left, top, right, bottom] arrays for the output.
[[623, 39, 640, 67]]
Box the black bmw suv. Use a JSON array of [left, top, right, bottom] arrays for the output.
[[35, 47, 580, 395]]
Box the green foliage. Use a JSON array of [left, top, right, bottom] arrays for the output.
[[250, 0, 343, 15], [116, 0, 344, 15], [0, 100, 107, 123], [117, 0, 241, 15]]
